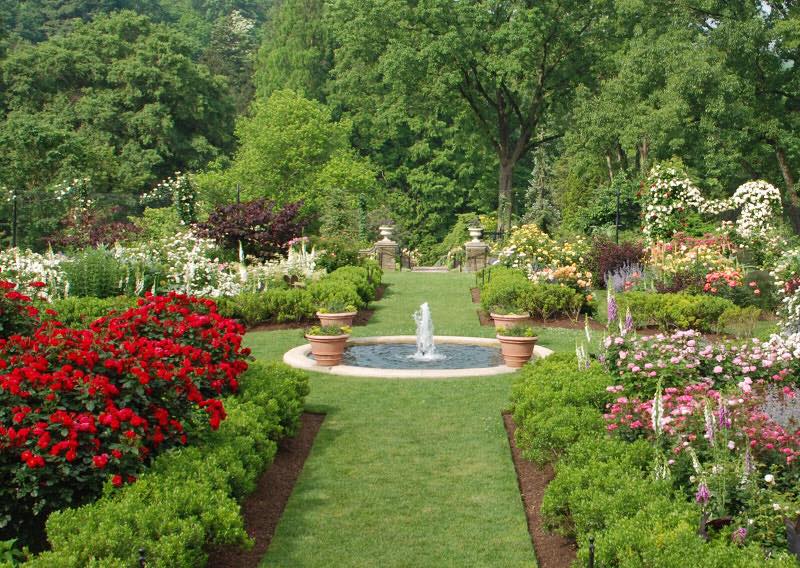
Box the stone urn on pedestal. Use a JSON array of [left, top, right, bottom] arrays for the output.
[[464, 225, 490, 272], [374, 224, 398, 271]]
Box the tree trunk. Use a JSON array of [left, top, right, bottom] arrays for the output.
[[776, 147, 799, 207], [775, 146, 800, 234], [497, 160, 515, 234], [616, 142, 628, 172], [639, 138, 649, 174], [605, 153, 614, 182]]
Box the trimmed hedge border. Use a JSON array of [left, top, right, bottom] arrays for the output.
[[24, 362, 309, 568], [510, 354, 797, 567]]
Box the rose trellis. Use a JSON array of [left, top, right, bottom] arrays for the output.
[[643, 165, 783, 241]]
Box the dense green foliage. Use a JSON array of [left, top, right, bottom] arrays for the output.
[[26, 361, 309, 567], [2, 0, 799, 252], [618, 291, 739, 332]]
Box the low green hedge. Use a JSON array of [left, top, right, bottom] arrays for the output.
[[216, 264, 382, 327], [618, 291, 737, 332], [217, 289, 317, 326], [510, 355, 796, 567], [41, 296, 139, 328], [481, 268, 585, 320], [25, 362, 309, 568], [480, 267, 531, 313], [518, 284, 584, 322]]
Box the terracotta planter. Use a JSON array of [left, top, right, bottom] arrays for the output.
[[316, 311, 357, 328], [305, 334, 349, 366], [490, 312, 534, 331], [496, 335, 538, 368]]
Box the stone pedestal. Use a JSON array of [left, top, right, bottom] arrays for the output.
[[464, 242, 490, 272], [375, 225, 398, 271]]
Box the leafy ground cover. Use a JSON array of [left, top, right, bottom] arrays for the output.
[[246, 271, 554, 567]]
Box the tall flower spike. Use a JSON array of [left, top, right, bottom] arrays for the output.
[[607, 290, 618, 326], [651, 383, 663, 437], [624, 307, 634, 335], [584, 314, 591, 343], [695, 482, 711, 506], [704, 401, 715, 445]]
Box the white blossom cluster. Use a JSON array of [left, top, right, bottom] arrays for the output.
[[140, 172, 196, 224], [0, 247, 67, 300], [769, 246, 800, 335], [53, 177, 91, 203], [644, 166, 782, 241]]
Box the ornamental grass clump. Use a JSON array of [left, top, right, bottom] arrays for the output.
[[0, 292, 250, 538]]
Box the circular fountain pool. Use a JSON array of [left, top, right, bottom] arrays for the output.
[[283, 336, 554, 379]]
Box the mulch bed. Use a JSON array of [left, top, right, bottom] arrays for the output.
[[206, 412, 325, 568], [503, 413, 576, 568], [470, 287, 481, 304]]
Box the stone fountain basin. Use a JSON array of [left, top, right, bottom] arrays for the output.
[[283, 335, 553, 379]]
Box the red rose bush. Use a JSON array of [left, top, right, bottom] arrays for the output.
[[0, 292, 249, 532]]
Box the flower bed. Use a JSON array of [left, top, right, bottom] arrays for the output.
[[513, 323, 800, 565], [0, 293, 250, 543]]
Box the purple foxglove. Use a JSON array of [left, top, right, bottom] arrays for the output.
[[695, 482, 711, 505], [607, 292, 618, 325]]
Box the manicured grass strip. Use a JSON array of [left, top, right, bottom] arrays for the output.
[[246, 272, 537, 567]]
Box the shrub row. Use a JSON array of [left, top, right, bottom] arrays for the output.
[[618, 291, 743, 333], [510, 355, 796, 567], [25, 361, 309, 568], [184, 264, 382, 328], [481, 267, 585, 321]]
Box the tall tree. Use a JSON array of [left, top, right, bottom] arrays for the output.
[[0, 11, 235, 246], [255, 0, 332, 102], [330, 0, 613, 232]]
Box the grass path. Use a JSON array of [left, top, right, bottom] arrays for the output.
[[246, 272, 572, 567]]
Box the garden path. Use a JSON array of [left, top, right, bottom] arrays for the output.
[[244, 272, 579, 567]]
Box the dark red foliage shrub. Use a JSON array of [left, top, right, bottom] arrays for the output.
[[198, 199, 308, 259], [588, 237, 647, 287], [0, 281, 40, 339], [47, 207, 141, 249], [653, 270, 705, 294], [0, 293, 249, 533]]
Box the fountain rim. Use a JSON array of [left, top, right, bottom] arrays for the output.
[[283, 335, 554, 379]]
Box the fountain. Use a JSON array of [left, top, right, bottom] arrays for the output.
[[283, 302, 553, 378], [410, 303, 444, 361]]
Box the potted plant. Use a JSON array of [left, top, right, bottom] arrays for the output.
[[317, 301, 358, 327], [305, 325, 351, 366], [496, 324, 538, 368], [489, 304, 534, 330]]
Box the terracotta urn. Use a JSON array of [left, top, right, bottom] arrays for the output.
[[496, 335, 538, 368], [316, 311, 357, 328], [305, 333, 349, 366], [490, 312, 534, 330]]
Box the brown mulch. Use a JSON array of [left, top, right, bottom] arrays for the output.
[[503, 413, 576, 568], [470, 287, 481, 304], [206, 412, 325, 568]]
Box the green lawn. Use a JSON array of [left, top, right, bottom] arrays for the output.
[[247, 272, 549, 567]]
